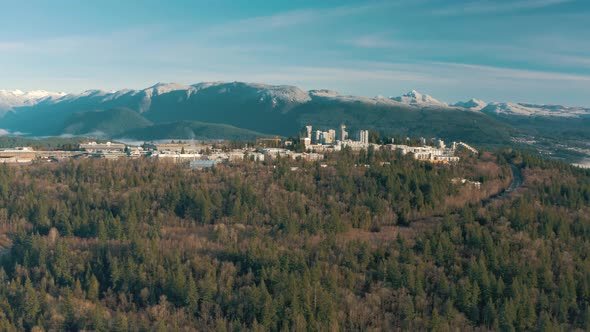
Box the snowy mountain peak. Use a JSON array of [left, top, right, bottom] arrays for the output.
[[0, 89, 24, 96], [453, 98, 488, 111], [391, 90, 448, 108], [191, 82, 226, 91], [144, 83, 191, 97], [0, 89, 65, 99], [310, 89, 340, 98], [0, 89, 68, 112], [253, 84, 312, 105], [406, 90, 421, 97]]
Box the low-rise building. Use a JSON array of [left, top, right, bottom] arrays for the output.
[[146, 142, 206, 154], [249, 152, 265, 162], [80, 142, 126, 152], [260, 148, 291, 159], [0, 147, 37, 163], [91, 151, 127, 159], [228, 151, 245, 162], [290, 152, 324, 161], [386, 144, 459, 162], [152, 152, 203, 162], [189, 160, 217, 170]]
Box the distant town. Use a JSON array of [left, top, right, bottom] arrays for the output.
[[0, 124, 478, 169]]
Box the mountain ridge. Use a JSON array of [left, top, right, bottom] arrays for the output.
[[3, 82, 590, 118], [0, 82, 588, 163]]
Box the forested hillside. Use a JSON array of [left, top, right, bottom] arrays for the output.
[[0, 150, 589, 330]]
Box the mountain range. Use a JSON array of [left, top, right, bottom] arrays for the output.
[[3, 82, 589, 122], [0, 82, 589, 161], [0, 90, 66, 115]]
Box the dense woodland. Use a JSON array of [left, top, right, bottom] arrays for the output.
[[0, 148, 589, 331]]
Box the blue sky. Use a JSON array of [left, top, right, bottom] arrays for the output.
[[1, 0, 589, 105]]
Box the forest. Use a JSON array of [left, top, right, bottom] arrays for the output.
[[0, 148, 589, 331]]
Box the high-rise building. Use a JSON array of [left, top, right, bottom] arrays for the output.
[[359, 130, 369, 144], [328, 129, 336, 143], [320, 132, 329, 144], [339, 124, 348, 141], [305, 125, 313, 139], [299, 126, 309, 140]]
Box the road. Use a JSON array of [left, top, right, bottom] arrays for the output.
[[483, 164, 523, 206]]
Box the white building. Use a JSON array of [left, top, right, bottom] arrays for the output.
[[305, 125, 313, 139], [339, 124, 348, 141], [328, 129, 336, 143], [302, 137, 311, 149], [314, 130, 322, 144], [261, 148, 291, 159], [80, 141, 126, 152], [359, 130, 369, 144], [249, 152, 265, 162], [386, 144, 459, 162]]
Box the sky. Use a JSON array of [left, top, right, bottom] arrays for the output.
[[1, 0, 589, 106]]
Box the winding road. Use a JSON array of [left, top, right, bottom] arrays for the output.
[[483, 164, 524, 206]]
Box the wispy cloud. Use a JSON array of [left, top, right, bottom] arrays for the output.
[[0, 26, 162, 56], [429, 61, 590, 81], [553, 54, 590, 67], [251, 66, 439, 83], [171, 64, 442, 86], [499, 48, 590, 69], [346, 34, 398, 49], [433, 0, 576, 16], [205, 1, 400, 36]]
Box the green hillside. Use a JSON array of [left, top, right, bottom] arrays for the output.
[[59, 108, 153, 136], [117, 120, 272, 141], [0, 136, 105, 149]]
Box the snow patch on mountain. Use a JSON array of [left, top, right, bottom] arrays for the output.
[[482, 102, 590, 118], [0, 89, 67, 113], [391, 90, 448, 108], [453, 98, 488, 111], [248, 83, 312, 105], [309, 89, 340, 98], [142, 83, 191, 98], [307, 89, 407, 107], [191, 82, 226, 90]]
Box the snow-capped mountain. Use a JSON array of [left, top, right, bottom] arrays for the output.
[[309, 90, 406, 106], [143, 82, 191, 97], [391, 90, 448, 108], [453, 98, 488, 111], [2, 82, 410, 116], [4, 84, 590, 119], [480, 102, 590, 118], [2, 82, 590, 143], [0, 89, 66, 112]]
